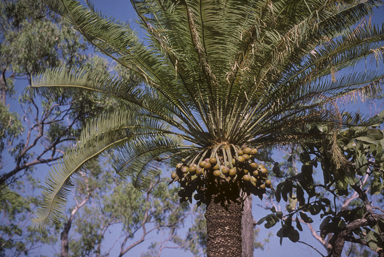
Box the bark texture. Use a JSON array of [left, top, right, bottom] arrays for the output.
[[61, 220, 72, 257], [330, 218, 369, 257], [241, 194, 254, 257], [205, 185, 243, 257]]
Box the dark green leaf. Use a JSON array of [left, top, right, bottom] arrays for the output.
[[338, 219, 346, 229], [296, 186, 305, 207], [371, 175, 383, 195], [300, 165, 315, 197], [299, 212, 313, 223], [275, 183, 283, 203], [320, 198, 331, 206], [288, 228, 300, 242], [296, 217, 303, 231], [309, 203, 322, 215], [265, 214, 280, 229], [257, 217, 267, 225]]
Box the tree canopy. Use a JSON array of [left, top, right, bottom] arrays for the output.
[[29, 0, 384, 256]]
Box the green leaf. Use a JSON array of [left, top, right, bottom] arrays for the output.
[[277, 224, 300, 243], [260, 214, 280, 229], [282, 181, 293, 202], [366, 110, 384, 126], [320, 198, 331, 206], [338, 219, 346, 229], [277, 228, 284, 245], [320, 218, 339, 238], [299, 212, 313, 223], [300, 165, 315, 197], [370, 175, 383, 195], [367, 129, 384, 140], [296, 186, 305, 207], [296, 217, 303, 231], [309, 203, 323, 215], [288, 228, 300, 242], [366, 230, 383, 253], [257, 217, 267, 225], [275, 183, 282, 203], [287, 194, 297, 213], [320, 216, 332, 232]]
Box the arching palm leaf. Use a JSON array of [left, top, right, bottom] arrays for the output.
[[31, 108, 184, 227]]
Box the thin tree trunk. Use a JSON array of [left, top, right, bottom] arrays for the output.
[[242, 194, 254, 257], [60, 172, 90, 257], [61, 220, 72, 257], [205, 184, 243, 257], [1, 68, 6, 104]]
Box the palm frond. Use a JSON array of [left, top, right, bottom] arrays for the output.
[[32, 110, 183, 227], [31, 67, 208, 141], [113, 136, 198, 189]]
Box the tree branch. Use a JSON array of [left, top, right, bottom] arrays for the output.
[[60, 171, 91, 257]]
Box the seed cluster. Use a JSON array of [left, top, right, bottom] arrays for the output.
[[170, 146, 271, 205]]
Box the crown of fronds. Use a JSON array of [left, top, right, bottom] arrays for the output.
[[32, 0, 384, 227]]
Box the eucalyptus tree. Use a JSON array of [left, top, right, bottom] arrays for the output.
[[31, 0, 384, 256], [0, 0, 89, 187]]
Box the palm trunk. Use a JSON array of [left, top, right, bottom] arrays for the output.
[[205, 184, 243, 256], [241, 194, 254, 257]]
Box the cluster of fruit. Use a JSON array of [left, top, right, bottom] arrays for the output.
[[170, 146, 272, 204]]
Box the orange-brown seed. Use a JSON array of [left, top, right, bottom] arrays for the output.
[[209, 157, 217, 164], [243, 175, 251, 181], [213, 170, 221, 177], [222, 166, 230, 175], [250, 148, 258, 155], [243, 147, 251, 154], [260, 167, 268, 174], [250, 162, 258, 169], [203, 162, 212, 169]]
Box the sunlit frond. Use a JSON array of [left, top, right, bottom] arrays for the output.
[[32, 110, 184, 227]]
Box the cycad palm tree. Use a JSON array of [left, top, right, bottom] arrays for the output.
[[32, 0, 384, 255]]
